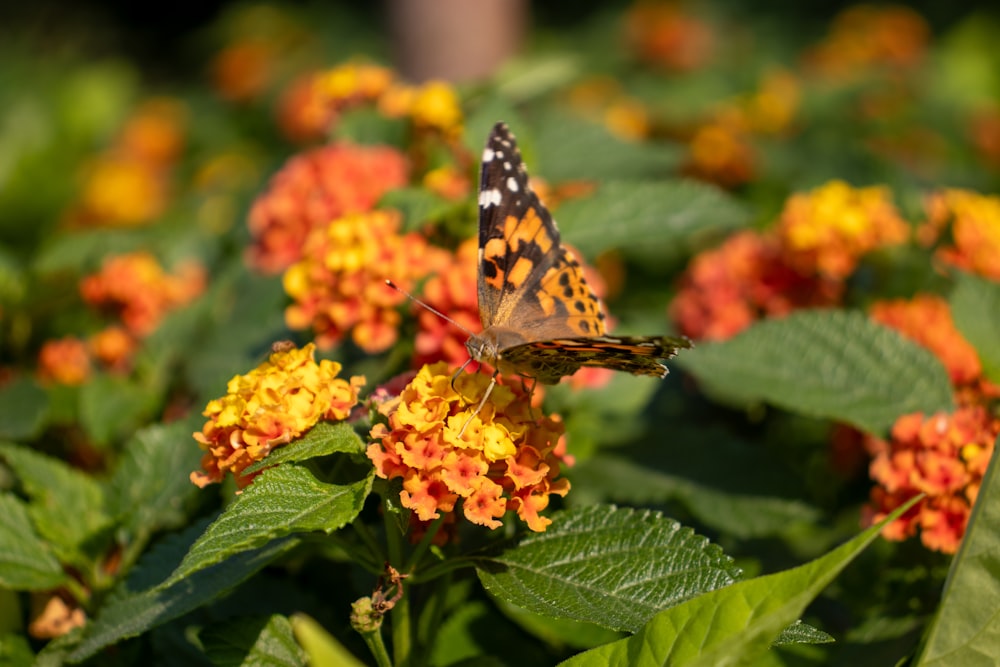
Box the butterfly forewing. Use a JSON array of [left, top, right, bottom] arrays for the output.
[[477, 123, 606, 340]]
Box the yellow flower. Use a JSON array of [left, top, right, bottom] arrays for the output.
[[777, 180, 909, 278], [409, 81, 463, 137], [922, 189, 1000, 280], [191, 343, 365, 488], [367, 363, 570, 533]]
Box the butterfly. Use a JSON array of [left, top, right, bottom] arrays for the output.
[[462, 122, 691, 415]]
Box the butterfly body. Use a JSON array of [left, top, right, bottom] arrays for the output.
[[465, 122, 691, 389]]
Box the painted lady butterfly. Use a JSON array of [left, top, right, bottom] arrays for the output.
[[464, 122, 691, 408]]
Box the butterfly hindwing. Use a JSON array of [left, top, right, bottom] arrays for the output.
[[502, 335, 692, 384]]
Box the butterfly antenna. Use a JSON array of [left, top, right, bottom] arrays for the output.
[[384, 279, 476, 337]]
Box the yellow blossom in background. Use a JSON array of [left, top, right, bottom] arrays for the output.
[[921, 189, 1000, 280], [408, 80, 463, 138], [683, 120, 755, 188], [314, 62, 394, 104], [191, 343, 365, 488], [283, 210, 449, 353], [367, 363, 570, 533], [72, 154, 168, 227], [776, 180, 909, 279]]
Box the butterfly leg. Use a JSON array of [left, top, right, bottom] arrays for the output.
[[520, 376, 539, 420], [458, 370, 499, 437]]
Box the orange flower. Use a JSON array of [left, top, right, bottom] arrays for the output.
[[413, 238, 481, 369], [625, 1, 714, 72], [423, 165, 470, 201], [246, 142, 409, 273], [88, 326, 138, 373], [191, 343, 364, 488], [37, 337, 91, 385], [777, 180, 909, 279], [671, 230, 842, 341], [862, 407, 999, 554], [870, 295, 999, 403], [283, 210, 449, 354], [970, 106, 1000, 170], [683, 120, 755, 189], [921, 189, 1000, 280], [804, 5, 930, 77], [80, 252, 206, 337], [566, 77, 651, 141], [118, 97, 188, 166], [211, 40, 276, 103], [368, 362, 570, 533]]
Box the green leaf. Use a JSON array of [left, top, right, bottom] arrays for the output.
[[79, 373, 161, 447], [243, 422, 367, 475], [0, 632, 35, 665], [678, 310, 955, 436], [379, 187, 466, 232], [555, 181, 748, 265], [950, 271, 1000, 385], [0, 494, 66, 590], [773, 621, 834, 646], [911, 433, 1000, 665], [570, 450, 821, 540], [108, 420, 205, 544], [66, 538, 299, 662], [200, 614, 306, 667], [292, 614, 368, 667], [476, 505, 740, 633], [164, 464, 373, 586], [532, 113, 682, 182], [559, 498, 920, 667], [0, 377, 49, 440], [0, 443, 111, 567]]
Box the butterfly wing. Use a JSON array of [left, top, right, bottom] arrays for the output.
[[502, 334, 693, 384], [477, 122, 606, 341]]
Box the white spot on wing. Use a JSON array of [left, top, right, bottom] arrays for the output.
[[482, 147, 495, 163], [503, 161, 512, 171], [479, 188, 502, 208], [506, 176, 519, 193]]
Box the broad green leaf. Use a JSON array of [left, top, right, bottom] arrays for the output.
[[79, 373, 162, 447], [243, 422, 367, 475], [773, 621, 834, 646], [570, 453, 821, 540], [950, 271, 1000, 385], [556, 181, 748, 265], [0, 443, 111, 567], [912, 433, 1000, 666], [200, 614, 306, 667], [532, 113, 681, 182], [0, 632, 35, 665], [476, 505, 740, 633], [108, 420, 205, 543], [292, 614, 368, 667], [164, 464, 373, 586], [379, 187, 466, 232], [560, 498, 919, 667], [66, 538, 298, 662], [678, 310, 955, 436], [0, 494, 66, 590], [0, 378, 48, 440]]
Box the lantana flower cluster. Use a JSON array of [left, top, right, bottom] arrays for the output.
[[367, 363, 571, 533], [283, 210, 449, 354], [246, 142, 409, 273], [671, 180, 908, 341], [192, 343, 365, 488], [803, 4, 930, 77], [80, 251, 207, 337], [920, 189, 1000, 280], [277, 61, 464, 143], [863, 407, 999, 554], [66, 98, 188, 228]]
